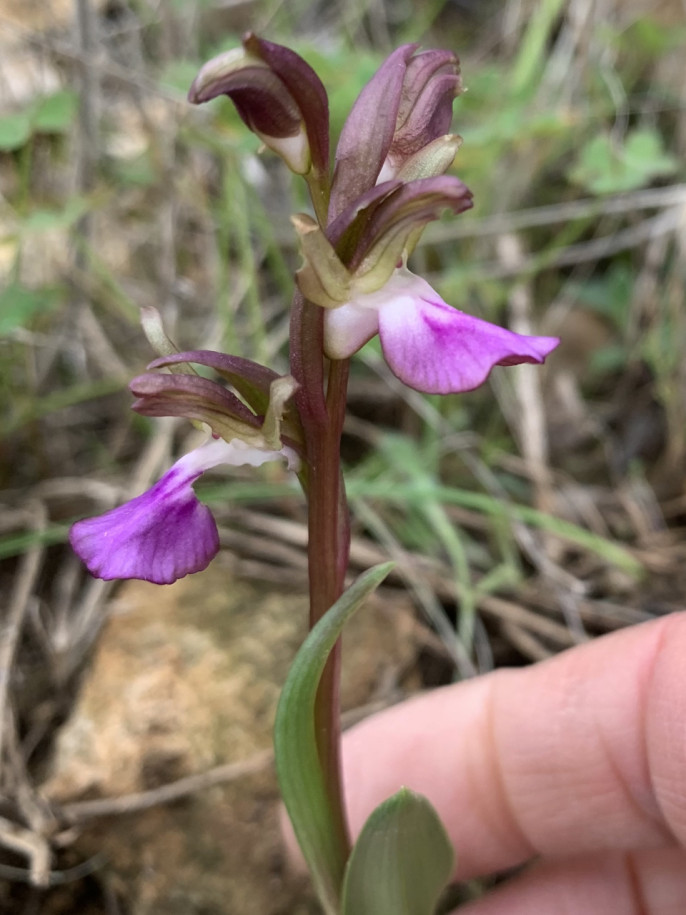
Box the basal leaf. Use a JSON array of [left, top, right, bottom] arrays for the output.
[[274, 562, 394, 915]]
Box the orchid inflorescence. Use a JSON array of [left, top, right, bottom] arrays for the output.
[[71, 35, 558, 589], [70, 35, 560, 914]]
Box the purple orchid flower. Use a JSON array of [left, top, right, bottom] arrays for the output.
[[70, 360, 299, 585], [293, 176, 559, 393], [70, 437, 296, 585]]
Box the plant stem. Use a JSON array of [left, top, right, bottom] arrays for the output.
[[290, 292, 352, 884]]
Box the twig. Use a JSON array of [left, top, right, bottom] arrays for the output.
[[496, 233, 555, 514], [501, 622, 552, 662], [424, 184, 686, 242], [0, 816, 51, 888], [58, 748, 273, 824]]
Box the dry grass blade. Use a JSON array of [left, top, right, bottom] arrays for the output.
[[0, 502, 46, 767]]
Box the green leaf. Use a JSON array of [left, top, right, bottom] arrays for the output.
[[0, 283, 63, 334], [341, 789, 454, 915], [623, 128, 678, 177], [21, 196, 90, 233], [0, 112, 32, 151], [274, 562, 395, 915], [32, 90, 79, 133]]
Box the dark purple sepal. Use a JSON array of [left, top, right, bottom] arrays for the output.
[[352, 174, 473, 272], [189, 62, 301, 139], [329, 175, 472, 279], [327, 180, 403, 265]]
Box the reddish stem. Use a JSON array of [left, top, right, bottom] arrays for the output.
[[290, 292, 352, 873]]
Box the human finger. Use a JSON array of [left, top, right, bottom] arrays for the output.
[[454, 847, 686, 915], [342, 612, 686, 880]]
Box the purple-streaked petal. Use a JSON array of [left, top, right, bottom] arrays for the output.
[[377, 276, 559, 394], [380, 50, 461, 180], [188, 41, 318, 174], [327, 176, 471, 278], [189, 56, 301, 136], [352, 175, 473, 274], [70, 439, 295, 585]]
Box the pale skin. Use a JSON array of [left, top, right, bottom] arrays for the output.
[[340, 612, 686, 913]]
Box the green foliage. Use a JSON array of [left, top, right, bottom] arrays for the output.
[[0, 90, 79, 151], [570, 264, 632, 330], [568, 129, 679, 195], [32, 90, 79, 134], [341, 789, 454, 915], [0, 112, 32, 151], [0, 283, 64, 335]]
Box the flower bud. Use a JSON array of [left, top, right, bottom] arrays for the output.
[[380, 50, 462, 181], [189, 34, 329, 176]]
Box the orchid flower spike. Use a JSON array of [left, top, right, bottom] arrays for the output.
[[70, 365, 299, 585]]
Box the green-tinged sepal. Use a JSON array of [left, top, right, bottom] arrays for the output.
[[292, 213, 353, 308], [341, 789, 455, 915], [130, 373, 265, 445], [261, 374, 299, 450], [274, 562, 395, 915], [131, 367, 300, 457]]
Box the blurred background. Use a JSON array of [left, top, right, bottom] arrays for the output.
[[1, 0, 685, 911]]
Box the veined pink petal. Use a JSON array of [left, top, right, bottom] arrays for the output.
[[376, 273, 559, 394], [70, 438, 294, 585]]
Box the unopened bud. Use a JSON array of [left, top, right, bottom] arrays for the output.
[[189, 34, 329, 177]]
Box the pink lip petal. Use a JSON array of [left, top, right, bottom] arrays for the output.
[[378, 285, 559, 395], [69, 460, 219, 586], [70, 438, 295, 585]]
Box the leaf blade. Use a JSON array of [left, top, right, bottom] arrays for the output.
[[341, 788, 455, 915], [274, 561, 394, 915]]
